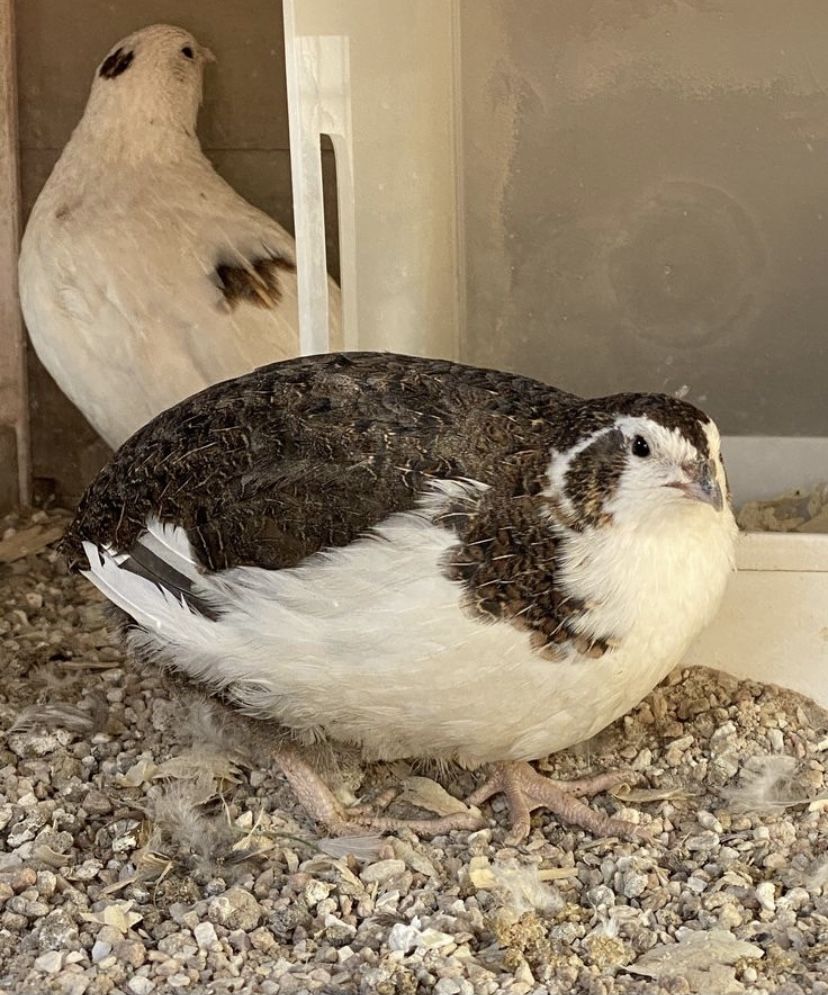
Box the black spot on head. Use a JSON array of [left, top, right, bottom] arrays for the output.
[[181, 45, 195, 59], [99, 47, 134, 80]]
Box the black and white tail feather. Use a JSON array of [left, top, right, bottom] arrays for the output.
[[80, 519, 243, 706], [81, 516, 216, 628], [137, 517, 201, 583]]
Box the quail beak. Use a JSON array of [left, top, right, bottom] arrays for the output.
[[667, 458, 724, 512], [200, 46, 217, 64]]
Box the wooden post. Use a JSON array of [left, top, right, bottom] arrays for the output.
[[0, 0, 29, 511]]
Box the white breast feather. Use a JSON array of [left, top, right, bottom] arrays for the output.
[[80, 481, 737, 766]]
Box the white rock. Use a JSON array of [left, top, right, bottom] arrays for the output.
[[34, 950, 63, 974], [360, 859, 406, 884], [91, 940, 112, 963], [7, 730, 66, 758], [513, 958, 536, 985], [388, 921, 420, 954], [697, 811, 724, 833], [434, 980, 461, 995], [127, 977, 155, 995], [207, 887, 263, 931], [685, 876, 708, 895], [303, 880, 332, 906], [387, 917, 455, 954], [755, 881, 776, 912], [193, 920, 219, 950], [417, 928, 456, 950], [60, 977, 92, 995], [619, 870, 648, 899], [323, 913, 356, 936]]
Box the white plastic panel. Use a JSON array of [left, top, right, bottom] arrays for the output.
[[283, 0, 461, 357], [685, 538, 828, 709], [723, 436, 828, 505]]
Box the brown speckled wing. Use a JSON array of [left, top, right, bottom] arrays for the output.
[[61, 352, 576, 573], [443, 487, 611, 660]]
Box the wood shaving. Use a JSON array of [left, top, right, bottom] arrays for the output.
[[738, 482, 828, 533]]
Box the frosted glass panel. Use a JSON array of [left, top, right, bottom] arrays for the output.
[[459, 0, 828, 436]]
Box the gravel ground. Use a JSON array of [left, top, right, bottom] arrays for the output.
[[2, 508, 828, 995]]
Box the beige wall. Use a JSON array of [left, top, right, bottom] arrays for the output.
[[16, 0, 339, 504], [459, 0, 828, 436], [0, 0, 27, 511]]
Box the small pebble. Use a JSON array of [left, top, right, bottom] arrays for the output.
[[697, 810, 723, 833], [91, 940, 111, 963], [34, 950, 63, 974], [303, 880, 332, 906], [360, 859, 406, 884], [127, 978, 155, 995], [193, 921, 218, 950], [208, 887, 263, 931], [618, 870, 648, 899], [756, 881, 776, 912], [82, 789, 113, 816], [115, 940, 147, 968]]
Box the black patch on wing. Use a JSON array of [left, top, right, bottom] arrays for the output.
[[99, 48, 134, 79], [443, 489, 612, 661], [216, 256, 296, 310], [119, 542, 218, 620], [564, 428, 627, 529]]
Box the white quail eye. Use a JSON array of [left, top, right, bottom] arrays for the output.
[[631, 435, 650, 458], [181, 45, 195, 59]]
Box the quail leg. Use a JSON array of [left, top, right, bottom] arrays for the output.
[[274, 747, 484, 836], [466, 761, 641, 844]]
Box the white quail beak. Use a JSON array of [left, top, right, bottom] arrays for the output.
[[667, 458, 724, 512], [200, 45, 216, 64]]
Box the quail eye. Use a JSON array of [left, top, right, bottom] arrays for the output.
[[181, 45, 195, 59], [631, 435, 651, 458]]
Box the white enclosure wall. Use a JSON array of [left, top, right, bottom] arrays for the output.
[[284, 0, 460, 359]]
